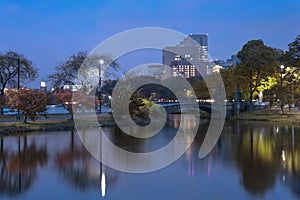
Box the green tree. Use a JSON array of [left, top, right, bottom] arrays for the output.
[[283, 35, 300, 68], [129, 90, 155, 125], [192, 79, 209, 100], [220, 66, 237, 100], [281, 35, 300, 108], [236, 40, 279, 111], [0, 51, 38, 115]]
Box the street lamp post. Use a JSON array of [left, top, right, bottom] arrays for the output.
[[98, 59, 106, 197], [98, 59, 104, 113], [280, 65, 285, 114], [15, 57, 21, 115], [291, 81, 294, 107], [17, 58, 20, 90]]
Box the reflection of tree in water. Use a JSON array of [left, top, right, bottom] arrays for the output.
[[284, 165, 300, 198], [234, 125, 280, 196], [55, 131, 118, 191], [107, 126, 146, 153], [281, 127, 300, 197], [0, 135, 48, 196]]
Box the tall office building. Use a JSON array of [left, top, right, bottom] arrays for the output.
[[162, 34, 208, 78]]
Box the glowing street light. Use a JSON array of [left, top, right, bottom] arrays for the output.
[[280, 65, 285, 113], [99, 58, 106, 198], [98, 59, 104, 113]]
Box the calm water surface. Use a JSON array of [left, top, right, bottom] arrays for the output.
[[0, 115, 299, 200]]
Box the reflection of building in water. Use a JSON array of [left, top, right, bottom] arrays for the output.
[[185, 147, 194, 177], [171, 114, 199, 178], [171, 114, 198, 131]]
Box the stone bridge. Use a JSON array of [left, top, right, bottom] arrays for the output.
[[158, 102, 233, 118]]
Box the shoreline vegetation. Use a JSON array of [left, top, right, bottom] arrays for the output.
[[232, 107, 300, 126], [0, 108, 300, 134]]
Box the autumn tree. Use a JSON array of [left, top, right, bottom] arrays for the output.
[[236, 40, 279, 111], [53, 89, 73, 113], [6, 88, 47, 123], [0, 51, 38, 115], [53, 89, 95, 118]]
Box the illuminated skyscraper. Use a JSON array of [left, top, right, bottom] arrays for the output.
[[162, 34, 208, 78]]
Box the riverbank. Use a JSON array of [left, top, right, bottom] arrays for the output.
[[1, 108, 300, 134], [232, 107, 300, 126], [0, 114, 115, 134]]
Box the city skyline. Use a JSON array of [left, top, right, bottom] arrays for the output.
[[1, 0, 300, 88]]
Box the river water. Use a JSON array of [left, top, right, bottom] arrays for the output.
[[0, 115, 299, 199]]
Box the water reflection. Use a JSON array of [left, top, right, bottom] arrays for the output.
[[227, 121, 300, 197], [0, 118, 299, 199], [0, 135, 47, 196], [54, 131, 118, 191], [234, 125, 279, 195]]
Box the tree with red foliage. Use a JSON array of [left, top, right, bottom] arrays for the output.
[[53, 89, 73, 114], [6, 88, 47, 123], [53, 89, 95, 118]]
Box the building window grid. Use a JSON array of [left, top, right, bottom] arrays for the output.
[[172, 62, 200, 78]]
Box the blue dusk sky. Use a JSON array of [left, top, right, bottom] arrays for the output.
[[0, 0, 300, 88]]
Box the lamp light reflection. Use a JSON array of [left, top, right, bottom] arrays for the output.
[[101, 172, 106, 197], [281, 150, 286, 162]]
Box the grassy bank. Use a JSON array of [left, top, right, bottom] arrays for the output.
[[232, 108, 300, 126], [0, 119, 74, 134], [2, 109, 300, 134], [0, 114, 115, 134]]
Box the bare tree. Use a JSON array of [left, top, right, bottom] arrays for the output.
[[0, 51, 38, 115], [48, 51, 119, 90]]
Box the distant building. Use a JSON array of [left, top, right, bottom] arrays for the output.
[[212, 64, 224, 73], [162, 34, 208, 78], [214, 55, 240, 68], [207, 62, 225, 74], [40, 81, 47, 91]]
